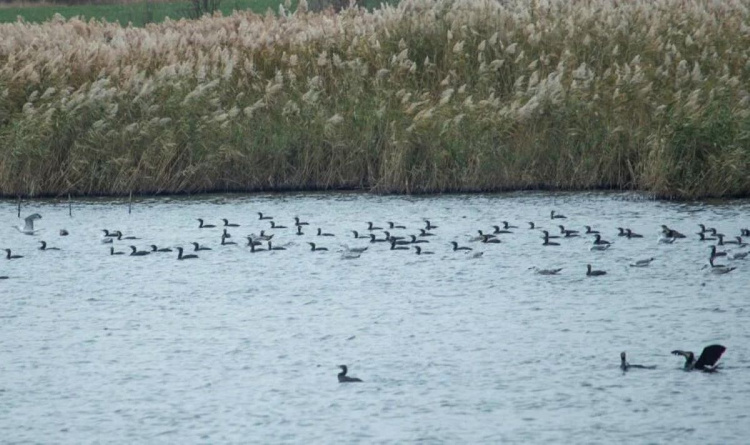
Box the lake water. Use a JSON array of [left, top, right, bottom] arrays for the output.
[[1, 192, 749, 443]]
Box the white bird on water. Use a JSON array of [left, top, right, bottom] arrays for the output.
[[15, 213, 42, 235]]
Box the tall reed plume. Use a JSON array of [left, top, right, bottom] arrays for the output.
[[1, 0, 749, 198]]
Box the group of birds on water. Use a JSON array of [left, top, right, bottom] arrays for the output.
[[342, 342, 730, 383], [3, 207, 742, 378], [3, 209, 749, 279]]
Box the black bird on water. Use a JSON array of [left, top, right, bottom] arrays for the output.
[[620, 352, 656, 371], [192, 242, 211, 251], [176, 247, 198, 260], [338, 365, 363, 383], [308, 242, 328, 252], [5, 249, 23, 260], [222, 219, 240, 227], [270, 221, 287, 229], [586, 264, 606, 276], [197, 218, 215, 228], [39, 241, 60, 251], [450, 241, 472, 251], [258, 212, 273, 220], [550, 211, 566, 219], [129, 246, 150, 256], [672, 345, 726, 372]]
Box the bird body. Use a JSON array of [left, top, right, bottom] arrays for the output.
[[620, 352, 656, 371], [15, 213, 42, 235], [672, 345, 726, 372], [176, 247, 198, 260], [338, 365, 363, 383]]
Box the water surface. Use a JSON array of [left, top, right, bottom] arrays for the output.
[[1, 192, 749, 443]]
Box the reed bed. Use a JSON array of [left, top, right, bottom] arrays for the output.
[[1, 0, 749, 198]]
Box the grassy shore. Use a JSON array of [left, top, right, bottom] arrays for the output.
[[1, 0, 749, 199]]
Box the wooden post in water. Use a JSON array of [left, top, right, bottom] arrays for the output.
[[17, 197, 20, 218], [128, 191, 133, 214], [68, 194, 72, 217]]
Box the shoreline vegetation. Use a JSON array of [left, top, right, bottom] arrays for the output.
[[1, 0, 749, 199]]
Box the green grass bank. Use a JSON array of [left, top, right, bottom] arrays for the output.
[[1, 0, 749, 199]]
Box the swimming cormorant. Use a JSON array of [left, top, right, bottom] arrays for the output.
[[367, 222, 383, 231], [709, 245, 727, 260], [150, 245, 173, 252], [671, 345, 726, 372], [258, 212, 273, 220], [419, 229, 435, 237], [414, 246, 434, 255], [4, 249, 23, 259], [296, 226, 304, 236], [550, 211, 566, 219], [620, 352, 656, 370], [294, 217, 309, 226], [626, 229, 643, 239], [450, 241, 472, 251], [528, 222, 536, 229], [369, 234, 388, 243], [558, 225, 579, 237], [116, 232, 139, 241], [491, 225, 512, 235], [317, 228, 335, 237], [390, 240, 409, 250], [176, 247, 198, 260], [192, 242, 212, 251], [308, 242, 328, 251], [110, 247, 124, 255], [221, 234, 237, 245], [197, 218, 216, 228], [593, 234, 610, 245], [268, 241, 286, 251], [424, 220, 438, 230], [388, 221, 406, 229], [338, 365, 363, 383], [481, 235, 501, 244], [586, 264, 606, 276], [222, 219, 240, 227], [270, 221, 287, 229], [39, 241, 60, 251], [584, 226, 599, 234], [502, 221, 518, 229], [351, 231, 369, 239], [409, 235, 429, 244], [698, 233, 717, 241], [129, 246, 150, 256], [59, 229, 69, 236]]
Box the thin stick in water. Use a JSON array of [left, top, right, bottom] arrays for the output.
[[68, 194, 72, 217], [128, 191, 132, 214], [17, 197, 20, 218]]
